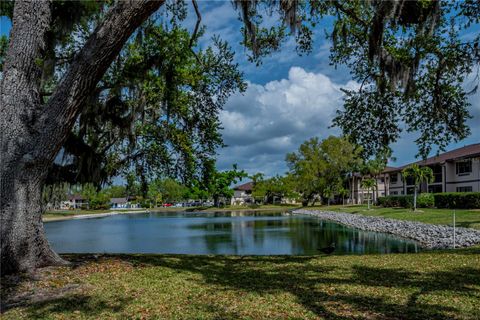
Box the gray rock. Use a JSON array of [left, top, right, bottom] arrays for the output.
[[292, 209, 480, 249]]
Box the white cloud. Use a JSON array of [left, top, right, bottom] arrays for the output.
[[217, 66, 354, 176]]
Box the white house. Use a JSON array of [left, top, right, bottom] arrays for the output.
[[61, 194, 88, 209], [231, 182, 254, 205], [110, 197, 141, 209]]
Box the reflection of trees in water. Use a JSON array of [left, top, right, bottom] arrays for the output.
[[186, 214, 420, 255], [47, 212, 421, 254], [288, 219, 420, 254]]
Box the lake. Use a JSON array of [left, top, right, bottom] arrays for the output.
[[45, 211, 421, 255]]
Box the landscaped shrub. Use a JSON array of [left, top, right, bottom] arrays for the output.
[[433, 192, 480, 209], [378, 195, 413, 208], [416, 193, 434, 208]]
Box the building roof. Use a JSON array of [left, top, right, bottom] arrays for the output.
[[233, 182, 253, 191], [110, 197, 128, 204], [68, 194, 85, 201], [387, 143, 480, 172], [382, 166, 400, 173]]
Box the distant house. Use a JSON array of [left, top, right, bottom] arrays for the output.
[[350, 143, 480, 203], [110, 197, 141, 209], [231, 182, 254, 205], [61, 194, 88, 209]]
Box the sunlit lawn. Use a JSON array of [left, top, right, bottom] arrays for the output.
[[2, 249, 479, 319], [42, 208, 146, 221], [43, 204, 298, 219], [305, 204, 480, 230]]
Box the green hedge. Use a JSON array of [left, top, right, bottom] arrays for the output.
[[433, 192, 480, 209], [379, 192, 480, 209], [378, 193, 434, 208], [378, 195, 413, 208], [417, 193, 435, 208]]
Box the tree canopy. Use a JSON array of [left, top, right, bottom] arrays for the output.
[[1, 1, 245, 192], [236, 0, 480, 158], [286, 135, 362, 205]]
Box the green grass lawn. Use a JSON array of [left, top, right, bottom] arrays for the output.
[[304, 205, 480, 230], [2, 249, 479, 319], [43, 205, 298, 221], [43, 208, 145, 220]]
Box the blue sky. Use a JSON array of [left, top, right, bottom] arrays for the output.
[[2, 2, 479, 178]]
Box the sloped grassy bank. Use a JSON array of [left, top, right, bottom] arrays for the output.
[[293, 209, 480, 249], [1, 250, 479, 319]]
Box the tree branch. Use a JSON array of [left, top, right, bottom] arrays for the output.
[[37, 0, 164, 163], [331, 1, 368, 28]]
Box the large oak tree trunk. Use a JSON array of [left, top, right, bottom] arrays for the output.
[[1, 165, 66, 274], [1, 0, 163, 275]]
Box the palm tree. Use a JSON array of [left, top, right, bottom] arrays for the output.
[[401, 164, 434, 211], [361, 178, 376, 210], [362, 158, 386, 203], [338, 187, 350, 205]]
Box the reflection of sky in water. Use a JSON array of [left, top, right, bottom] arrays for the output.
[[45, 211, 421, 255]]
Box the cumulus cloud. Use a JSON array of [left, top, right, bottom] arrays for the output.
[[217, 67, 356, 176]]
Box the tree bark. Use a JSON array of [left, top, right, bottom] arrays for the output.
[[1, 0, 163, 275], [413, 187, 417, 211]]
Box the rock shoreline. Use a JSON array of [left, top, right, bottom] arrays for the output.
[[293, 209, 480, 249]]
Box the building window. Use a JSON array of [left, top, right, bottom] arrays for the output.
[[390, 173, 398, 184], [406, 176, 415, 186], [391, 191, 398, 195], [456, 186, 473, 192], [428, 185, 442, 193], [456, 159, 472, 175], [406, 187, 415, 194], [430, 165, 442, 183]]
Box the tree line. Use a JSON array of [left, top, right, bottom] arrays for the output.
[[251, 135, 434, 210]]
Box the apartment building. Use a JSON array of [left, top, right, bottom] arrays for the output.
[[351, 143, 480, 203]]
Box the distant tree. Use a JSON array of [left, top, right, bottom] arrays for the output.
[[361, 178, 376, 210], [286, 137, 327, 206], [103, 186, 127, 198], [402, 164, 434, 211], [250, 173, 266, 203], [322, 186, 334, 206], [161, 179, 188, 203], [147, 181, 163, 208], [125, 173, 141, 199], [203, 165, 247, 207], [361, 157, 387, 203], [81, 184, 97, 210], [286, 136, 361, 206], [184, 181, 210, 202], [337, 187, 349, 206], [252, 174, 299, 204]]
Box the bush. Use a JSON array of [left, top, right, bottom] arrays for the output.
[[416, 193, 434, 208], [433, 192, 480, 209], [379, 192, 480, 209], [378, 193, 434, 209], [378, 195, 413, 208]]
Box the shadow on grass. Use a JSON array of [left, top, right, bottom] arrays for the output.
[[22, 295, 128, 319], [3, 253, 479, 319], [119, 254, 479, 319]]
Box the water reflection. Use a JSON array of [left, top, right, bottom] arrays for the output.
[[45, 211, 421, 255]]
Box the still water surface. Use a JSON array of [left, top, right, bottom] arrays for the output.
[[45, 211, 421, 255]]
